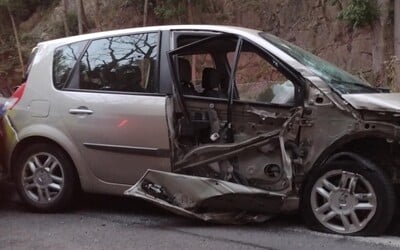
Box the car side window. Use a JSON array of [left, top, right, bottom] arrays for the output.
[[53, 41, 87, 89], [228, 43, 295, 105], [76, 33, 159, 93]]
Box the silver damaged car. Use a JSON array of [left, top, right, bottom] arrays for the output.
[[1, 25, 399, 236]]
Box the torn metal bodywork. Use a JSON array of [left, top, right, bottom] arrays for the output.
[[125, 31, 400, 226], [125, 108, 302, 222], [124, 36, 325, 222], [127, 86, 400, 224], [125, 169, 284, 224], [174, 107, 303, 192], [298, 84, 400, 186]]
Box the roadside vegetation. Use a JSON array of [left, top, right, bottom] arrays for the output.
[[0, 0, 400, 94]]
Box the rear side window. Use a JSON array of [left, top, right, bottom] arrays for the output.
[[53, 41, 86, 89], [76, 32, 159, 93]]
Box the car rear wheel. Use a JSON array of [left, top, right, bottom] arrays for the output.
[[15, 143, 77, 212], [301, 156, 395, 235]]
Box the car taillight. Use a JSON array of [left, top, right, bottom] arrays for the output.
[[5, 83, 26, 110]]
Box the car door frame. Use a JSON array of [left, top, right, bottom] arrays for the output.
[[167, 30, 308, 192], [167, 31, 307, 124], [53, 30, 173, 185]]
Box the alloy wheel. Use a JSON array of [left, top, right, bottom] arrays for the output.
[[310, 169, 377, 234], [21, 152, 65, 203]]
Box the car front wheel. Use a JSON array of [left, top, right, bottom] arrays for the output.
[[15, 143, 77, 212], [301, 155, 395, 235]]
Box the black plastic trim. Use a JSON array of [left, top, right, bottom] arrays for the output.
[[83, 143, 170, 157]]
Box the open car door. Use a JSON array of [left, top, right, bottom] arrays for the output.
[[126, 33, 305, 223]]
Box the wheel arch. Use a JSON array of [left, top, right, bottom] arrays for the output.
[[298, 131, 400, 202], [298, 132, 398, 235], [11, 136, 76, 180], [309, 131, 400, 178], [9, 125, 88, 191]]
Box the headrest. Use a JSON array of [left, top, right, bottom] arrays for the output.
[[117, 65, 142, 84], [202, 68, 221, 90], [178, 58, 191, 83]]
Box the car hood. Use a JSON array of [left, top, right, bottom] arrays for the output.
[[342, 93, 400, 113]]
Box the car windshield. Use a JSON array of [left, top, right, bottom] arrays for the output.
[[260, 32, 379, 94]]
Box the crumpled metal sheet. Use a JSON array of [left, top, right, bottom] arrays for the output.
[[125, 169, 285, 224], [342, 93, 400, 113]]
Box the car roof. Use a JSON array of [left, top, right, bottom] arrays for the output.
[[38, 25, 262, 47]]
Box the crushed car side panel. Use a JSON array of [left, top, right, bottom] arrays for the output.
[[126, 30, 400, 223], [125, 169, 284, 223], [125, 106, 303, 221]]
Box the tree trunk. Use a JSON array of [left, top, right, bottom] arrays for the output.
[[372, 0, 390, 85], [62, 0, 70, 36], [76, 0, 89, 34], [76, 0, 83, 34], [94, 0, 101, 31], [187, 0, 197, 80], [143, 0, 149, 26], [80, 0, 90, 30], [394, 0, 400, 90], [7, 6, 24, 76], [187, 0, 194, 23], [209, 0, 217, 12], [395, 0, 400, 57]]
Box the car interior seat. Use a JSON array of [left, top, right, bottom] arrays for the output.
[[101, 67, 117, 90], [178, 57, 197, 95], [116, 65, 143, 92], [201, 67, 225, 98]]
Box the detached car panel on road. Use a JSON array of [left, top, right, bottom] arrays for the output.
[[1, 25, 398, 235]]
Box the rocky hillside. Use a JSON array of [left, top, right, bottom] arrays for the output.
[[0, 0, 397, 94]]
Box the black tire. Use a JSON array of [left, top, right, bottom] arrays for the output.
[[301, 155, 396, 236], [14, 143, 77, 212]]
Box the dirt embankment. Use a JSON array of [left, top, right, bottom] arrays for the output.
[[0, 0, 389, 93]]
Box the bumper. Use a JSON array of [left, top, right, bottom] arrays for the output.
[[0, 114, 19, 176]]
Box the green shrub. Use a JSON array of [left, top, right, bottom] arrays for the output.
[[154, 0, 185, 20], [334, 0, 379, 27]]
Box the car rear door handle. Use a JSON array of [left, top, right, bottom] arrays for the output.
[[69, 107, 93, 115]]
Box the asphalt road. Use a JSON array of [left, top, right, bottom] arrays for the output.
[[1, 181, 400, 250]]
